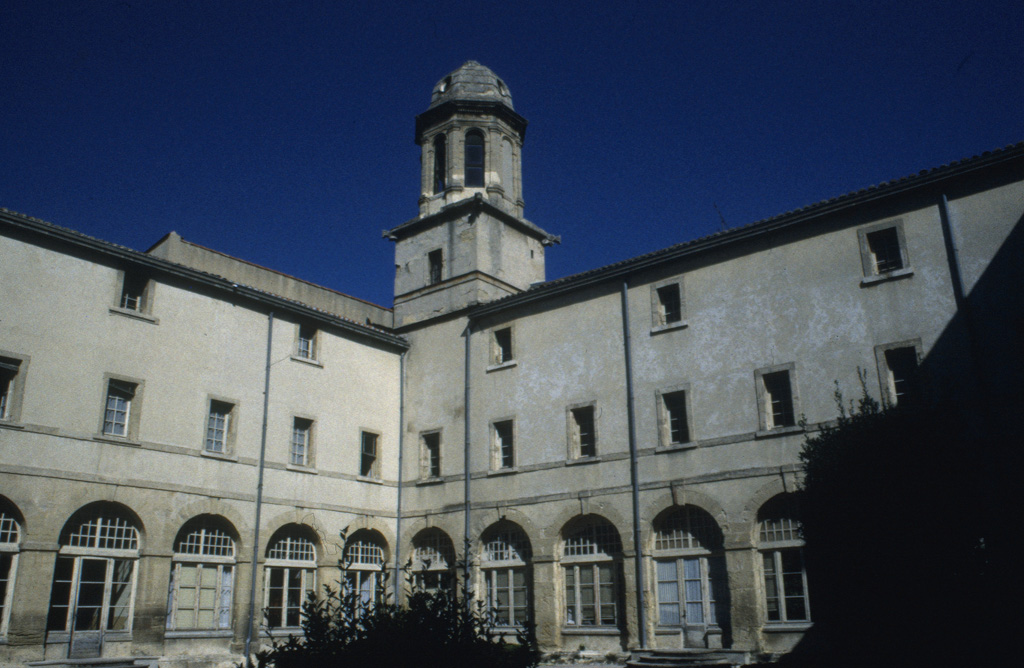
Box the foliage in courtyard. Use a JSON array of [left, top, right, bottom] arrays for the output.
[[242, 531, 539, 668], [797, 375, 1014, 667]]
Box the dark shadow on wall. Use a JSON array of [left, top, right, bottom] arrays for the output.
[[771, 209, 1024, 668]]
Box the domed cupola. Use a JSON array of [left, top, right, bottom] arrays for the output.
[[429, 61, 515, 110], [414, 61, 528, 218]]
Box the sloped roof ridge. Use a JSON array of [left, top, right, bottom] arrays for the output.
[[476, 140, 1024, 312], [0, 208, 402, 342]]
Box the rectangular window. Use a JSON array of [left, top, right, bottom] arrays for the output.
[[755, 365, 798, 432], [866, 228, 903, 274], [102, 379, 137, 438], [296, 325, 317, 361], [360, 431, 379, 478], [119, 272, 150, 312], [564, 563, 617, 626], [168, 563, 234, 630], [422, 431, 441, 479], [569, 405, 597, 458], [264, 566, 314, 628], [763, 549, 810, 622], [876, 341, 921, 406], [651, 278, 686, 331], [762, 371, 795, 429], [485, 567, 528, 627], [657, 284, 682, 324], [493, 327, 514, 365], [494, 420, 515, 470], [858, 221, 911, 281], [0, 357, 22, 421], [661, 390, 691, 445], [205, 400, 234, 454], [290, 418, 313, 467], [428, 249, 443, 285]]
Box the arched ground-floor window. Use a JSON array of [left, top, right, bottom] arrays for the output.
[[343, 530, 387, 613], [166, 516, 237, 632], [264, 526, 317, 630], [480, 521, 531, 628], [758, 494, 810, 624], [561, 516, 622, 628], [46, 504, 141, 657], [411, 528, 455, 594], [0, 499, 23, 638]]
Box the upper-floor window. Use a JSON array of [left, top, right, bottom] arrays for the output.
[[433, 134, 447, 194], [291, 418, 313, 467], [0, 356, 24, 422], [658, 388, 691, 446], [492, 327, 513, 365], [421, 431, 441, 479], [568, 404, 597, 459], [651, 278, 687, 333], [296, 325, 317, 361], [102, 378, 140, 439], [464, 130, 485, 187], [875, 341, 922, 406], [428, 249, 443, 285], [755, 365, 798, 432], [360, 430, 380, 479], [119, 272, 150, 312], [205, 400, 235, 454], [493, 419, 515, 470], [858, 220, 912, 283]]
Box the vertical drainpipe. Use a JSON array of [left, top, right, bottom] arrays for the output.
[[244, 311, 273, 661], [620, 279, 647, 649], [394, 351, 407, 594], [463, 321, 473, 574]]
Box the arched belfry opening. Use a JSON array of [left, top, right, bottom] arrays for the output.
[[385, 62, 560, 327]]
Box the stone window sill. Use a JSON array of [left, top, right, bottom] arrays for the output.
[[487, 467, 519, 477], [93, 434, 141, 446], [200, 449, 238, 462], [754, 425, 804, 439], [650, 321, 688, 336], [286, 464, 318, 475], [357, 475, 384, 484], [289, 355, 323, 368], [763, 622, 813, 633], [486, 360, 517, 373], [109, 306, 159, 324], [860, 267, 914, 286], [565, 456, 601, 467], [655, 442, 697, 453], [416, 477, 445, 486], [164, 629, 234, 639], [561, 626, 621, 635]]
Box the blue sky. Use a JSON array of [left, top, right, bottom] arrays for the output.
[[2, 1, 1021, 308]]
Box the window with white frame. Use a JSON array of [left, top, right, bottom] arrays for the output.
[[166, 519, 236, 631], [652, 506, 728, 629], [290, 418, 313, 467], [411, 529, 455, 593], [421, 431, 441, 479], [492, 327, 513, 365], [481, 523, 531, 627], [343, 531, 386, 612], [46, 506, 140, 636], [493, 420, 515, 470], [360, 431, 379, 478], [0, 503, 22, 638], [562, 518, 621, 627], [296, 324, 317, 361], [875, 342, 921, 406], [657, 388, 691, 446], [204, 400, 235, 454], [264, 528, 317, 629], [858, 221, 911, 280], [652, 279, 685, 329], [568, 404, 597, 459], [101, 378, 140, 439], [0, 356, 24, 422], [755, 365, 797, 431], [118, 272, 150, 312], [758, 495, 810, 624]]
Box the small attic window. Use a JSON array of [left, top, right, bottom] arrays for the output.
[[497, 79, 509, 96], [439, 76, 451, 93]]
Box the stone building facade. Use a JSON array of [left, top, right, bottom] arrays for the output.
[[1, 61, 1022, 666]]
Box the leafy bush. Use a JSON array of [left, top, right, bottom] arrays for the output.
[[242, 532, 539, 668]]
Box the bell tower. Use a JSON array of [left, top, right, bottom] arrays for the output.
[[385, 62, 559, 328]]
